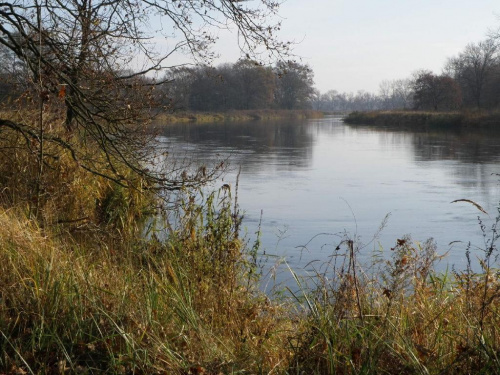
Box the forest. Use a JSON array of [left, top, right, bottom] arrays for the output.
[[162, 60, 315, 111]]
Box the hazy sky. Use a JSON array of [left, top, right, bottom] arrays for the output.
[[282, 0, 500, 93], [212, 0, 500, 94]]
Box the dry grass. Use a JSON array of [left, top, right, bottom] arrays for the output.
[[154, 109, 323, 124], [2, 109, 500, 373], [289, 234, 500, 374], [344, 109, 500, 130], [0, 182, 296, 374], [344, 110, 463, 128], [0, 109, 296, 372]]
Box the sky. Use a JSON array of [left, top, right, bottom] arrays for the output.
[[212, 0, 500, 94]]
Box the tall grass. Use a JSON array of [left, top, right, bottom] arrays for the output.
[[0, 111, 294, 373], [2, 111, 500, 373], [289, 229, 500, 374], [0, 188, 297, 373]]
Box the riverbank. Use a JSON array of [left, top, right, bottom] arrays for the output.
[[2, 198, 500, 373], [154, 109, 324, 123], [344, 110, 500, 129], [2, 111, 500, 373]]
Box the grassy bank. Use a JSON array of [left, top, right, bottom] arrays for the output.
[[2, 111, 500, 373], [154, 109, 324, 124], [344, 110, 500, 129]]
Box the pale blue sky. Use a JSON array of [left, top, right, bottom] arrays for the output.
[[212, 0, 500, 94]]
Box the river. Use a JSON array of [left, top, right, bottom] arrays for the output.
[[157, 115, 500, 287]]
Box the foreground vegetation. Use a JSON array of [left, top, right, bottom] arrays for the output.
[[2, 113, 500, 374], [344, 110, 500, 129]]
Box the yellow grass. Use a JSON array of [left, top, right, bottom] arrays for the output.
[[2, 109, 500, 373], [154, 109, 324, 124]]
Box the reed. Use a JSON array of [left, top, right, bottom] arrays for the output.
[[344, 110, 463, 128]]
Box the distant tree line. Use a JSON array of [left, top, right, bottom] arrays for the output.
[[4, 25, 500, 115], [0, 53, 316, 112], [314, 34, 500, 113], [312, 78, 415, 112], [0, 42, 27, 103], [312, 81, 413, 112], [159, 60, 316, 111]]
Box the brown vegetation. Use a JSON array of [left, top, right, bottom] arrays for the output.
[[155, 109, 324, 124], [344, 110, 500, 129], [2, 112, 500, 373]]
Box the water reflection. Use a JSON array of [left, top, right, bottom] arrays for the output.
[[346, 124, 500, 163], [157, 116, 500, 287], [158, 120, 315, 172], [347, 123, 500, 204]]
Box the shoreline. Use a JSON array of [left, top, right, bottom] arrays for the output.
[[344, 110, 500, 129], [153, 109, 324, 124]]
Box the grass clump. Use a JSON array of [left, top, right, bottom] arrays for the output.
[[289, 231, 500, 374]]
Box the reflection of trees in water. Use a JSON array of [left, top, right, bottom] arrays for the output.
[[348, 123, 500, 164], [411, 131, 500, 202], [159, 120, 316, 172], [411, 132, 500, 165], [346, 123, 500, 194], [160, 118, 500, 198]]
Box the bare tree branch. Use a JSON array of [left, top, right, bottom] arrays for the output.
[[0, 0, 291, 190]]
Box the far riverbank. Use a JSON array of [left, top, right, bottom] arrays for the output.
[[154, 109, 324, 123], [344, 110, 500, 129]]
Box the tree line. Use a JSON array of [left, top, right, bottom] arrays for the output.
[[0, 52, 316, 113], [159, 30, 500, 114], [314, 33, 500, 113], [159, 60, 315, 112], [2, 1, 499, 119], [312, 82, 413, 112]]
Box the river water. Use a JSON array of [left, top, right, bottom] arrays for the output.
[[157, 115, 500, 287]]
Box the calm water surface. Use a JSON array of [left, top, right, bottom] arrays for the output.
[[158, 116, 500, 286]]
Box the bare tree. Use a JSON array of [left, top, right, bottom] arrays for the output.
[[446, 39, 499, 109], [379, 78, 413, 110], [392, 79, 414, 109], [412, 70, 461, 111], [0, 0, 290, 189], [274, 61, 315, 110]]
